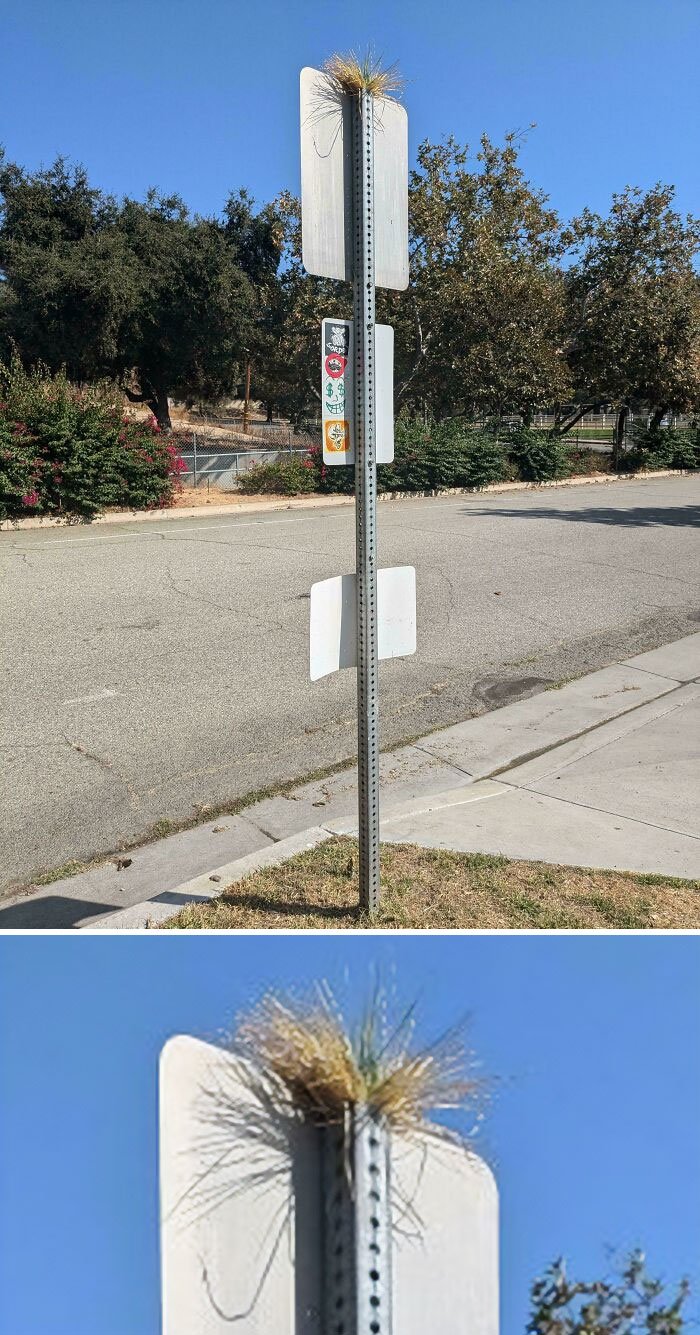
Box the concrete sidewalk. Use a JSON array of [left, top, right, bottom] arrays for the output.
[[2, 632, 698, 928]]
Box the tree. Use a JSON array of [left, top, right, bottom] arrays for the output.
[[0, 154, 264, 426], [248, 189, 348, 425], [115, 191, 255, 426], [560, 185, 700, 458], [0, 153, 132, 380], [528, 1253, 689, 1335], [393, 133, 571, 421]]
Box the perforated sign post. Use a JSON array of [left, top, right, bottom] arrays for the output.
[[301, 68, 410, 915]]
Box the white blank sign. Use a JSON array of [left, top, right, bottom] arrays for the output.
[[310, 565, 416, 681], [300, 67, 409, 290], [322, 318, 394, 465], [160, 1035, 499, 1335]]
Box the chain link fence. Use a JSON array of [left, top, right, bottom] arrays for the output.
[[177, 426, 320, 491]]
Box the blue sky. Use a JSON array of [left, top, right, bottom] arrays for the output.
[[0, 934, 698, 1335], [2, 0, 699, 227]]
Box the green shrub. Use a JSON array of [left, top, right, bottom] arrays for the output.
[[561, 445, 610, 476], [0, 356, 186, 521], [235, 453, 319, 495], [502, 426, 569, 481], [235, 414, 700, 501], [621, 426, 700, 473], [452, 426, 511, 488]]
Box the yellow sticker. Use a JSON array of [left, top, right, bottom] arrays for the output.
[[324, 420, 350, 452]]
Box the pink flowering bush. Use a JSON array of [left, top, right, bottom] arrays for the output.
[[0, 356, 187, 521]]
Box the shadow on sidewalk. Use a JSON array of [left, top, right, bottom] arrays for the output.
[[0, 895, 113, 929]]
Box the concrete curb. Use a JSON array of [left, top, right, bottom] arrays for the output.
[[78, 634, 699, 930], [2, 468, 694, 531], [7, 630, 697, 928], [84, 825, 333, 930]]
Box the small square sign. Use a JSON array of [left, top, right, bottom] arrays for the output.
[[324, 420, 351, 454]]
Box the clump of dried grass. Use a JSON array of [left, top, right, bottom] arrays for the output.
[[172, 982, 486, 1238], [230, 982, 484, 1140], [324, 50, 403, 100]]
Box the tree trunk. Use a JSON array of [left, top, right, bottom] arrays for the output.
[[649, 406, 667, 431], [554, 403, 595, 435], [612, 404, 629, 470], [146, 388, 171, 430]]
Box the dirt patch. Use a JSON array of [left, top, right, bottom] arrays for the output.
[[161, 836, 700, 931], [173, 485, 241, 507]]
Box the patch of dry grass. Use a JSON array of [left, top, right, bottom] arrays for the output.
[[230, 987, 480, 1133], [324, 51, 403, 99], [162, 836, 700, 931]]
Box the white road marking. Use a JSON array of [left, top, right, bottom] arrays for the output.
[[62, 689, 121, 705], [3, 516, 319, 549]]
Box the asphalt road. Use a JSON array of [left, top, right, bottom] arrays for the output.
[[2, 475, 699, 893]]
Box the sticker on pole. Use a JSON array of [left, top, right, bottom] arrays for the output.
[[310, 566, 416, 680], [300, 67, 409, 290], [322, 318, 394, 465]]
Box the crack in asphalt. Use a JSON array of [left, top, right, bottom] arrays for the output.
[[62, 736, 141, 810], [1, 545, 33, 567], [163, 567, 284, 630], [437, 568, 458, 628]]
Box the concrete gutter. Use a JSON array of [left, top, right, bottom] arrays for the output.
[[2, 468, 695, 531], [84, 826, 332, 930]]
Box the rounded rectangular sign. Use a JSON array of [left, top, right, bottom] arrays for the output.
[[309, 565, 416, 680], [160, 1035, 498, 1335], [301, 67, 409, 290]]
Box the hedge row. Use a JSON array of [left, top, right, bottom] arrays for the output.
[[0, 358, 187, 521], [236, 418, 700, 498]]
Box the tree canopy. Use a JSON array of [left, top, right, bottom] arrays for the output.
[[560, 184, 700, 448], [1, 140, 699, 430], [528, 1253, 689, 1335], [0, 153, 281, 425]]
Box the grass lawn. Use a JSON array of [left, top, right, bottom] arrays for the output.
[[162, 836, 700, 930], [560, 426, 613, 442]]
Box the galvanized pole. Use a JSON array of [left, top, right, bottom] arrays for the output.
[[322, 1107, 392, 1335], [352, 89, 380, 914]]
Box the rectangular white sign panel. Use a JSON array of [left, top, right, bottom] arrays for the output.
[[300, 66, 409, 290], [161, 1034, 499, 1335], [322, 318, 394, 464], [310, 565, 416, 680]]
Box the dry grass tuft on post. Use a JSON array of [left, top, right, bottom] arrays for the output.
[[173, 982, 487, 1236], [324, 50, 404, 100], [229, 982, 486, 1142]]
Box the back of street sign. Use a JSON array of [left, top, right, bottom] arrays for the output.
[[300, 66, 409, 290]]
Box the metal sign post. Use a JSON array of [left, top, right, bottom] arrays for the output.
[[322, 1108, 393, 1335], [301, 66, 410, 916], [352, 88, 380, 913]]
